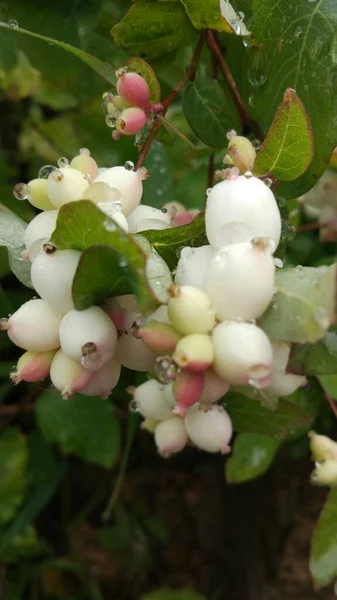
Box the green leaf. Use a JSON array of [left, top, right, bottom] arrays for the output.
[[253, 88, 314, 181], [318, 375, 337, 400], [0, 21, 117, 86], [181, 0, 250, 35], [143, 141, 173, 208], [51, 200, 157, 313], [310, 488, 337, 588], [288, 332, 337, 375], [127, 57, 161, 103], [0, 429, 27, 526], [36, 393, 120, 468], [231, 384, 279, 411], [141, 590, 206, 600], [142, 212, 208, 270], [182, 78, 241, 148], [0, 203, 32, 288], [259, 265, 336, 343], [225, 392, 312, 435], [225, 433, 280, 483], [249, 0, 337, 197], [112, 0, 196, 59], [0, 525, 43, 564]]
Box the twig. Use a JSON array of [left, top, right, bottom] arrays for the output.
[[0, 403, 35, 416], [325, 394, 337, 419], [206, 30, 262, 141], [296, 222, 320, 233], [135, 33, 206, 170]]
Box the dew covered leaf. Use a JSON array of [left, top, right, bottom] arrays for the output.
[[248, 0, 337, 197], [259, 265, 336, 343], [112, 0, 196, 59], [225, 433, 280, 483], [36, 393, 120, 468], [0, 203, 32, 288], [142, 212, 208, 270], [225, 392, 312, 435], [182, 78, 241, 148], [180, 0, 250, 35], [288, 332, 337, 375], [310, 488, 337, 588], [51, 200, 158, 313], [253, 88, 314, 181]]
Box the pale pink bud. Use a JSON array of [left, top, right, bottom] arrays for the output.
[[173, 370, 205, 416], [116, 107, 147, 135], [309, 431, 337, 463], [227, 136, 256, 173], [70, 148, 99, 183], [172, 334, 214, 372], [117, 71, 151, 109], [50, 349, 94, 399], [199, 368, 230, 408], [137, 320, 182, 353], [10, 350, 56, 384], [154, 416, 188, 457]]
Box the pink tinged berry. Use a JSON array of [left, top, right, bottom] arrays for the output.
[[175, 245, 213, 289], [130, 379, 174, 420], [116, 71, 151, 109], [70, 148, 99, 182], [172, 211, 196, 227], [26, 178, 55, 210], [10, 349, 56, 384], [127, 204, 172, 233], [50, 349, 93, 399], [198, 368, 230, 409], [80, 356, 121, 399], [116, 311, 155, 371], [204, 239, 275, 321], [59, 306, 117, 370], [205, 175, 281, 251], [184, 404, 232, 454], [167, 284, 216, 335], [172, 334, 214, 372], [227, 136, 256, 173], [116, 107, 147, 136], [31, 247, 81, 314], [94, 165, 148, 216], [267, 370, 307, 397], [1, 299, 60, 352], [172, 370, 205, 416], [47, 167, 89, 208], [311, 460, 337, 487], [212, 321, 273, 386], [23, 210, 58, 254], [137, 320, 182, 353], [154, 416, 188, 457], [309, 431, 337, 463]]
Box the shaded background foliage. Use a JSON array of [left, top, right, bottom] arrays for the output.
[[0, 0, 337, 598]]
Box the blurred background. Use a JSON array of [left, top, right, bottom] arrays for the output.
[[0, 1, 335, 599]]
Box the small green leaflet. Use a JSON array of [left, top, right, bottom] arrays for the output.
[[225, 433, 280, 483]]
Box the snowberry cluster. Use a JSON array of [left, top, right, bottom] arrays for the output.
[[102, 68, 162, 141], [299, 168, 337, 241], [2, 149, 180, 399], [130, 169, 307, 457]]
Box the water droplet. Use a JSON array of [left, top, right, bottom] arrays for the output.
[[153, 356, 180, 384], [80, 147, 91, 156], [294, 25, 302, 38], [273, 258, 283, 269], [233, 20, 241, 35], [226, 129, 237, 140], [13, 182, 29, 200], [159, 166, 167, 174], [238, 11, 245, 19], [206, 187, 212, 195], [103, 219, 117, 232], [248, 94, 256, 107], [8, 18, 18, 28], [129, 399, 139, 413], [57, 157, 69, 168], [252, 139, 261, 150], [176, 246, 185, 258], [119, 258, 128, 267], [157, 189, 163, 196], [105, 114, 116, 128], [50, 169, 64, 182], [315, 307, 330, 329], [124, 160, 134, 171], [38, 165, 56, 179], [244, 170, 253, 179], [264, 178, 273, 188], [296, 264, 303, 271], [242, 36, 250, 47]]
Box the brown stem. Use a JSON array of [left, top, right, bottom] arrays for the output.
[[206, 30, 262, 141], [326, 394, 337, 419], [296, 221, 320, 233], [135, 33, 206, 170], [0, 403, 35, 416]]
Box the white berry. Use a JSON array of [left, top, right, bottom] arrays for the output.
[[94, 165, 148, 216], [50, 349, 93, 399], [1, 299, 60, 352], [184, 404, 232, 453], [31, 248, 81, 314], [23, 210, 58, 253], [132, 379, 174, 420], [168, 285, 216, 335], [175, 245, 213, 289], [154, 416, 188, 457]]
